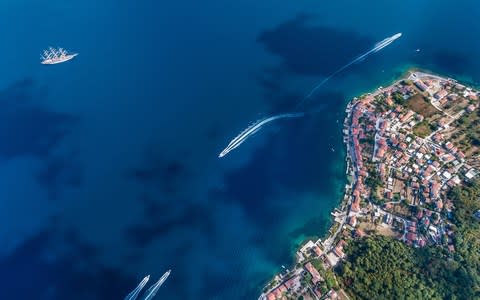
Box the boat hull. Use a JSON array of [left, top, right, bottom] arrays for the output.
[[41, 53, 78, 65]]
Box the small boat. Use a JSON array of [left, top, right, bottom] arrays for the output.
[[41, 47, 78, 65]]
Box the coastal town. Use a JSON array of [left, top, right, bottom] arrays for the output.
[[259, 70, 480, 300]]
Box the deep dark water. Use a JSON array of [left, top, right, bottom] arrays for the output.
[[2, 0, 480, 299], [0, 226, 134, 300], [257, 14, 374, 77]]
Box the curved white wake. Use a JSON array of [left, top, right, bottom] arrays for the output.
[[299, 32, 402, 106], [218, 33, 402, 158], [218, 113, 304, 158], [124, 270, 171, 300]]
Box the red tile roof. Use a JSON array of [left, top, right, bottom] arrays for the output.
[[305, 262, 323, 284], [313, 246, 323, 257], [416, 210, 423, 219], [267, 292, 276, 300], [406, 233, 417, 241], [356, 228, 366, 237], [351, 196, 361, 212], [348, 216, 357, 227]]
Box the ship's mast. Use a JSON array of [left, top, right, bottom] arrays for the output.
[[49, 47, 59, 58], [41, 46, 76, 63]]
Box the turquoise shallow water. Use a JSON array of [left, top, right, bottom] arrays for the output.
[[1, 0, 480, 299]]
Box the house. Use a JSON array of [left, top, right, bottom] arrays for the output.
[[456, 151, 466, 159], [465, 168, 478, 180], [416, 210, 423, 220], [304, 262, 323, 285], [314, 288, 325, 298], [385, 191, 393, 199], [267, 292, 276, 300], [400, 110, 415, 123], [266, 284, 288, 300], [333, 240, 346, 258], [418, 239, 426, 247], [355, 228, 366, 237], [436, 200, 444, 210], [284, 275, 301, 291], [432, 133, 444, 143], [376, 147, 386, 159], [312, 246, 323, 257], [415, 80, 428, 91], [351, 196, 361, 212], [431, 182, 441, 199], [326, 289, 339, 300], [406, 232, 417, 241], [444, 142, 454, 150], [434, 90, 448, 99], [442, 154, 455, 163], [386, 96, 394, 106], [348, 216, 357, 227]]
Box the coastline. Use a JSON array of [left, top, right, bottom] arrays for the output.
[[259, 67, 477, 299], [257, 76, 368, 300]]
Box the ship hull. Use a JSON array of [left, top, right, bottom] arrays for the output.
[[41, 53, 78, 65]]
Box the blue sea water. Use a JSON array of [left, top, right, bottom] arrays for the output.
[[1, 0, 480, 299]]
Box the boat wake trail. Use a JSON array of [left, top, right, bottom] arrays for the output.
[[218, 33, 402, 158], [125, 276, 150, 300], [124, 270, 171, 300], [141, 270, 171, 300], [218, 113, 304, 158], [298, 33, 402, 107]]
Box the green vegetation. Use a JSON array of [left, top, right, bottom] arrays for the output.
[[447, 181, 480, 297], [365, 172, 383, 190], [392, 91, 406, 105], [373, 94, 392, 112], [453, 108, 480, 154], [310, 258, 323, 272], [407, 94, 440, 118], [301, 272, 313, 286], [309, 258, 339, 290], [370, 189, 384, 205], [413, 120, 435, 137], [337, 181, 480, 299], [338, 236, 440, 299], [263, 279, 279, 292], [324, 270, 338, 290], [393, 193, 401, 202], [359, 129, 375, 146]]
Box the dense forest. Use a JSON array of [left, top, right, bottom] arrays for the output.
[[337, 181, 480, 299]]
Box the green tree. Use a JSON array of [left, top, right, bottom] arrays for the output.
[[337, 181, 480, 299]]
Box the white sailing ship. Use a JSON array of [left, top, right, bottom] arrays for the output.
[[40, 47, 78, 65]]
